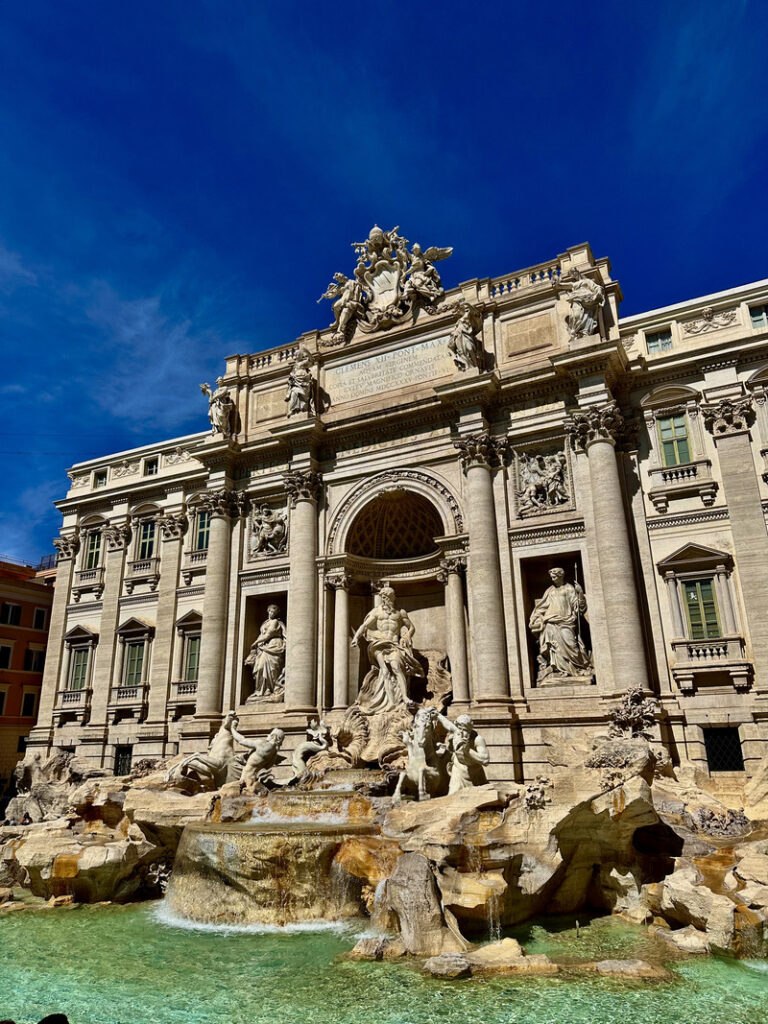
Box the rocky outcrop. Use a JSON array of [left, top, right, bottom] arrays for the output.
[[385, 852, 468, 956], [5, 753, 112, 823], [422, 939, 559, 979]]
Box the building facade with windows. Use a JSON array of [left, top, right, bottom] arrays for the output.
[[25, 238, 768, 787], [0, 559, 53, 784]]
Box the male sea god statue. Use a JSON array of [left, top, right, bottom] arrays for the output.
[[351, 585, 424, 713], [244, 605, 287, 702], [529, 567, 593, 683]]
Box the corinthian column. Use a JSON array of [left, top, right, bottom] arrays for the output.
[[326, 572, 350, 709], [284, 470, 322, 711], [565, 403, 648, 691], [454, 435, 510, 701], [194, 489, 238, 720], [438, 558, 469, 703], [703, 398, 768, 691]]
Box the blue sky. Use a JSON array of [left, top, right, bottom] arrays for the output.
[[1, 1, 766, 562]]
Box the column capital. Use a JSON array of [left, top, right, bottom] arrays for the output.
[[103, 522, 132, 551], [199, 487, 248, 519], [437, 557, 466, 583], [703, 397, 755, 438], [454, 433, 509, 472], [284, 469, 322, 507], [158, 511, 188, 541], [325, 571, 350, 592], [53, 531, 80, 560], [564, 402, 624, 451]]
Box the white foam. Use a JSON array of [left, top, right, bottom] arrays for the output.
[[153, 901, 362, 936], [249, 806, 351, 826], [741, 960, 768, 974]]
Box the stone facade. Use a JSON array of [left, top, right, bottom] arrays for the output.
[[26, 240, 768, 789]]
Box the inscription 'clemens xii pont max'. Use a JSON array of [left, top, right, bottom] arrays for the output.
[[326, 336, 455, 404]]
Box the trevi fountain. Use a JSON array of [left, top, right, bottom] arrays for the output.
[[3, 230, 768, 1022]]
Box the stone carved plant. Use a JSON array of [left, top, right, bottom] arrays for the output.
[[608, 686, 659, 739]]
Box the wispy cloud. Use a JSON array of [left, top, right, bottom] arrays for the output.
[[0, 240, 37, 291], [81, 283, 227, 432]]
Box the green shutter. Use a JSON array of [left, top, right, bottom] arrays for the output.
[[124, 642, 144, 686], [683, 578, 721, 640], [184, 636, 201, 681]]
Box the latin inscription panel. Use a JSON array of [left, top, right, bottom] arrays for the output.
[[325, 336, 454, 405]]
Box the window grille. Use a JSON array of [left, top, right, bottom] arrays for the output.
[[703, 727, 744, 772], [114, 745, 133, 776], [646, 329, 673, 353], [749, 303, 768, 330]]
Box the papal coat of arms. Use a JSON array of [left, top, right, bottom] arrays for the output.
[[318, 224, 452, 345]]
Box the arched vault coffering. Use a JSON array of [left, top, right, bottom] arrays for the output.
[[326, 469, 464, 557]]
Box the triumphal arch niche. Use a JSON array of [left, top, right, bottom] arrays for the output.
[[35, 222, 768, 786], [324, 470, 468, 716]]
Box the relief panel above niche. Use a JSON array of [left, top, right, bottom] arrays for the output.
[[500, 310, 555, 366]]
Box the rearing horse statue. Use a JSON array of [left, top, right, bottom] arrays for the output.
[[393, 706, 447, 803]]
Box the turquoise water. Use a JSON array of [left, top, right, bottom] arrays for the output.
[[0, 903, 766, 1024]]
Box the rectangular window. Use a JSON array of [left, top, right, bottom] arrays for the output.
[[0, 691, 6, 715], [749, 303, 768, 330], [21, 691, 36, 718], [0, 644, 12, 669], [93, 470, 107, 488], [704, 727, 744, 772], [23, 648, 45, 673], [0, 603, 21, 626], [683, 577, 721, 640], [17, 734, 27, 753], [69, 648, 89, 691], [32, 607, 47, 631], [137, 521, 156, 561], [123, 641, 145, 686], [143, 457, 158, 477], [658, 415, 691, 467], [114, 745, 133, 776], [195, 511, 211, 551], [84, 530, 102, 570], [183, 635, 201, 682], [646, 329, 673, 353]]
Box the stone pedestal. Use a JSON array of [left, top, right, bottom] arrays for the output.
[[284, 471, 322, 711]]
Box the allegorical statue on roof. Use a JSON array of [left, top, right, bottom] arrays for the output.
[[319, 225, 452, 344], [556, 267, 605, 340]]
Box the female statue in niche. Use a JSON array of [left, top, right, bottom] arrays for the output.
[[529, 567, 593, 682], [244, 604, 287, 701]]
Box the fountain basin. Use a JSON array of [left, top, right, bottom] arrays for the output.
[[165, 820, 376, 926]]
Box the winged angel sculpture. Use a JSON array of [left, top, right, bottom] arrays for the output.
[[318, 225, 452, 344]]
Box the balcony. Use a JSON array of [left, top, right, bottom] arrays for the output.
[[647, 458, 718, 513], [168, 679, 198, 719], [53, 687, 91, 726], [182, 549, 207, 587], [125, 556, 160, 594], [72, 566, 105, 602], [107, 683, 149, 722], [671, 635, 752, 693]]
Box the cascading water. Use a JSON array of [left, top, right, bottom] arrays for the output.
[[163, 788, 379, 927]]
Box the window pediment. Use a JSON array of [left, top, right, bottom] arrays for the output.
[[641, 385, 700, 410], [175, 610, 202, 633], [657, 543, 733, 574], [116, 617, 155, 640], [64, 624, 99, 646]]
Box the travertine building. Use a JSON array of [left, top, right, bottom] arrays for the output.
[[27, 234, 768, 785]]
